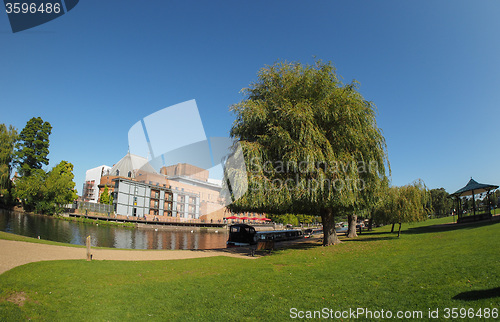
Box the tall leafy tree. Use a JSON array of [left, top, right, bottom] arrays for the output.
[[14, 161, 77, 214], [0, 124, 18, 206], [16, 117, 52, 177], [374, 180, 430, 237], [429, 188, 453, 218], [45, 161, 78, 213], [228, 60, 389, 245], [13, 169, 47, 213]]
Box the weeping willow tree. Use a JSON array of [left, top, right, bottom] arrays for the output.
[[227, 60, 389, 245], [374, 180, 430, 237], [0, 124, 18, 207]]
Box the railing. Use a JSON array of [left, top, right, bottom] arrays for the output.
[[78, 201, 113, 214], [458, 205, 493, 223]]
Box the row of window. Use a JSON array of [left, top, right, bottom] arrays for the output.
[[150, 190, 174, 201]]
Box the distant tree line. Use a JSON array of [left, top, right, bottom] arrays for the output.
[[0, 117, 77, 214]]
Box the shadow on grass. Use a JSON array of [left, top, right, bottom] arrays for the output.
[[345, 236, 398, 242], [452, 287, 500, 301], [404, 217, 500, 236], [282, 240, 323, 250]]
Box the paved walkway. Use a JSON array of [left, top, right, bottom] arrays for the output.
[[0, 239, 254, 275]]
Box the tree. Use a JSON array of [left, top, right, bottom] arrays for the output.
[[14, 161, 77, 214], [227, 60, 389, 245], [16, 117, 52, 177], [429, 188, 452, 218], [0, 124, 18, 207], [13, 169, 47, 213], [490, 189, 499, 208], [99, 185, 113, 205], [374, 180, 430, 237], [45, 161, 78, 213]]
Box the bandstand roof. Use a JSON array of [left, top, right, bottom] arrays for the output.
[[450, 178, 498, 197]]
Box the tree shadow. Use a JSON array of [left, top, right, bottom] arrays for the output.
[[452, 287, 500, 301], [404, 217, 499, 236], [276, 239, 323, 251], [345, 236, 398, 242]]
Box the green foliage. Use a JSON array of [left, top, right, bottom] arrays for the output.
[[228, 60, 389, 245], [490, 189, 499, 208], [270, 214, 299, 226], [374, 179, 430, 228], [296, 213, 317, 224], [13, 169, 47, 213], [269, 213, 317, 226], [0, 124, 18, 207], [15, 117, 52, 177], [14, 161, 77, 214], [429, 188, 453, 217], [55, 215, 135, 228], [45, 161, 78, 213], [99, 186, 113, 205]]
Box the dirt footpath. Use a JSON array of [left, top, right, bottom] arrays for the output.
[[0, 239, 254, 275]]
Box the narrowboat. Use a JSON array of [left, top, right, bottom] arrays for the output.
[[226, 224, 303, 247]]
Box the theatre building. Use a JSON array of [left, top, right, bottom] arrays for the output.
[[113, 177, 200, 219]]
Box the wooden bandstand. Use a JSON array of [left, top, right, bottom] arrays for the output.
[[449, 178, 498, 223]]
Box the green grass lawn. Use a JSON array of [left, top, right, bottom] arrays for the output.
[[0, 216, 498, 321]]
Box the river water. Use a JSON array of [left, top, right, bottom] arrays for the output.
[[0, 209, 228, 250]]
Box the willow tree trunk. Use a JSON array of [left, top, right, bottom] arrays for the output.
[[397, 223, 402, 237], [391, 223, 395, 233], [321, 208, 341, 246], [347, 214, 358, 238]]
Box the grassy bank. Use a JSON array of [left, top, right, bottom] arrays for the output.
[[0, 217, 498, 321], [55, 215, 137, 228], [0, 231, 84, 248]]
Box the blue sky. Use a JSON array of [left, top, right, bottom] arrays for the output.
[[1, 0, 499, 195]]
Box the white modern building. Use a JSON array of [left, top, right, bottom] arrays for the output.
[[82, 165, 111, 203], [113, 177, 200, 219]]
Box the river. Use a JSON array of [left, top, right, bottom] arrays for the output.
[[0, 209, 228, 250]]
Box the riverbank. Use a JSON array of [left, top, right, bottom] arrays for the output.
[[0, 235, 255, 275], [0, 210, 230, 250], [55, 214, 137, 228], [67, 212, 281, 230]]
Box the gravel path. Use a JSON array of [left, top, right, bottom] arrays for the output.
[[0, 239, 254, 275]]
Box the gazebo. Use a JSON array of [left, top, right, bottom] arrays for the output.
[[449, 178, 498, 223]]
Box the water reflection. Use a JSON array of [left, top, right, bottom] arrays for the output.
[[0, 209, 228, 250]]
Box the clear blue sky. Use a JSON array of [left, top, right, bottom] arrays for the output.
[[1, 0, 499, 195]]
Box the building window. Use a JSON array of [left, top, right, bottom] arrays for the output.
[[116, 170, 120, 176], [127, 171, 132, 178]]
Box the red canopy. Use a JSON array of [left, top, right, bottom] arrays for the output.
[[240, 217, 249, 220], [226, 216, 238, 220]]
